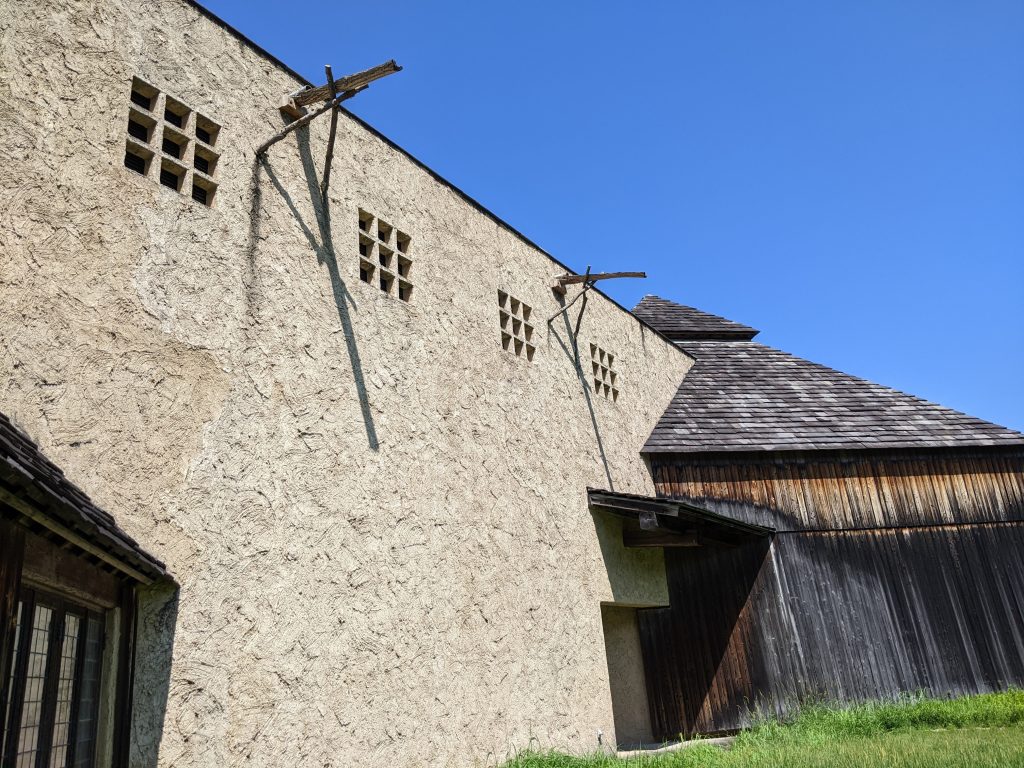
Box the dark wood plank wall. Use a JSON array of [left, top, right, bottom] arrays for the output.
[[652, 449, 1024, 531], [639, 449, 1024, 739]]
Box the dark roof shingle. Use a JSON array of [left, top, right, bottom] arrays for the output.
[[633, 295, 759, 341], [633, 295, 1024, 453]]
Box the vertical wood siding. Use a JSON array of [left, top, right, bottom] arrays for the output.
[[640, 450, 1024, 738], [652, 450, 1024, 531]]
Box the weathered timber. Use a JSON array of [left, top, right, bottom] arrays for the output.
[[292, 60, 401, 106], [650, 449, 1024, 531], [623, 528, 699, 548], [0, 518, 25, 750], [551, 271, 646, 296], [320, 65, 339, 200], [639, 447, 1024, 738], [640, 522, 1024, 738], [256, 87, 364, 157]]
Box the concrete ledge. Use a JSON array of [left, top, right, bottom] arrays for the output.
[[617, 735, 735, 758]]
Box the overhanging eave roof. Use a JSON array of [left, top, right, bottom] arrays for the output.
[[587, 487, 774, 542]]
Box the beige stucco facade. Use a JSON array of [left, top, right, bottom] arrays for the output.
[[0, 0, 691, 765]]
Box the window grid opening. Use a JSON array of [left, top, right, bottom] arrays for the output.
[[357, 209, 413, 302], [498, 290, 535, 361], [123, 78, 220, 206], [589, 343, 619, 401]]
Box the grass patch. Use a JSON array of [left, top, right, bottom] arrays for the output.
[[501, 690, 1024, 768]]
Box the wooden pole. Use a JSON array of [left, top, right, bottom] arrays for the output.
[[255, 87, 365, 157], [320, 64, 339, 201]]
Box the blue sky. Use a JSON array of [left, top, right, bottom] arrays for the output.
[[204, 0, 1024, 431]]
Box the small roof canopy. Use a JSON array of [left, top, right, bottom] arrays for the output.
[[0, 412, 168, 584], [588, 487, 773, 548]]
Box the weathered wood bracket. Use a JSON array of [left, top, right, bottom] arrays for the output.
[[279, 60, 402, 119], [259, 59, 402, 158], [550, 271, 646, 296]]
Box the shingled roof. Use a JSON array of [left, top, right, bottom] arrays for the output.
[[633, 295, 760, 341], [0, 412, 167, 582], [635, 297, 1024, 453]]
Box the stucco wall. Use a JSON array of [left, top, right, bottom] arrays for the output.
[[0, 1, 692, 765]]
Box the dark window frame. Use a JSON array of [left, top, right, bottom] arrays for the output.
[[2, 586, 105, 768]]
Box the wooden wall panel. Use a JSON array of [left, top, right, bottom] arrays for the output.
[[651, 450, 1024, 531], [640, 522, 1024, 738]]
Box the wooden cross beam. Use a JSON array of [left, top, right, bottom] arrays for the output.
[[259, 59, 402, 157], [551, 271, 646, 296], [280, 60, 402, 117]]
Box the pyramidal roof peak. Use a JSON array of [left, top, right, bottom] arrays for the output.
[[633, 295, 760, 341]]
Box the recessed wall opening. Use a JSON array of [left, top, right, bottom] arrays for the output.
[[163, 96, 190, 129], [191, 176, 216, 207], [498, 290, 535, 361], [601, 604, 655, 748], [590, 343, 619, 401], [159, 160, 183, 191], [193, 145, 218, 176], [122, 78, 221, 206], [195, 114, 220, 146], [396, 231, 411, 254], [129, 77, 157, 111], [123, 142, 152, 175], [127, 114, 153, 143], [357, 209, 413, 301], [161, 130, 186, 159]]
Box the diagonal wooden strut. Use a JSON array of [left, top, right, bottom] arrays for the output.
[[256, 87, 364, 157]]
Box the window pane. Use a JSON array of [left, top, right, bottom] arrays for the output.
[[72, 615, 104, 768], [48, 613, 81, 767], [16, 604, 53, 767]]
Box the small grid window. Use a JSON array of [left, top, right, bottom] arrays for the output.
[[357, 209, 413, 302], [2, 588, 105, 767], [590, 343, 619, 401], [498, 290, 535, 361], [122, 77, 220, 207]]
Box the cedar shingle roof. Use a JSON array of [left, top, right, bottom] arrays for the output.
[[635, 297, 1024, 453], [633, 295, 759, 341], [0, 412, 167, 581]]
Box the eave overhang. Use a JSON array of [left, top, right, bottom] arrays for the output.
[[587, 487, 774, 548], [0, 416, 169, 585]]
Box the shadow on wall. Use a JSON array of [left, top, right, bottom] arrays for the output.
[[245, 129, 380, 451], [638, 537, 771, 739], [130, 581, 179, 767], [547, 294, 612, 490]]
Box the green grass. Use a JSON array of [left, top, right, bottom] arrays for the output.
[[501, 690, 1024, 768]]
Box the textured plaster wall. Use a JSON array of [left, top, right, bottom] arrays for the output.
[[600, 606, 654, 747], [0, 1, 692, 765]]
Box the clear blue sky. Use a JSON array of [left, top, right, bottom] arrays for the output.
[[203, 0, 1024, 431]]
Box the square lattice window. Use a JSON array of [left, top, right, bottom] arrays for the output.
[[122, 78, 220, 207], [357, 209, 412, 302], [498, 290, 535, 361], [590, 343, 619, 401]]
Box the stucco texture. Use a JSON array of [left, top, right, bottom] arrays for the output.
[[0, 1, 692, 765]]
